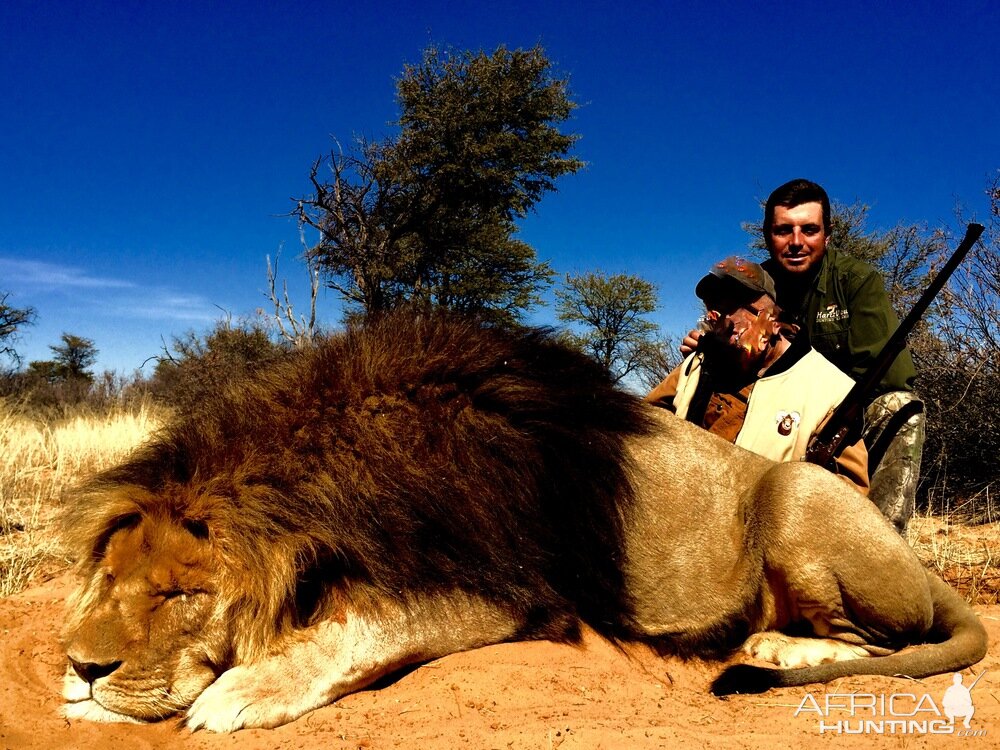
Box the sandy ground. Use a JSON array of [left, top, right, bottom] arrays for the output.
[[0, 573, 997, 750]]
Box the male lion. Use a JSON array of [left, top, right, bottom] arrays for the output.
[[60, 313, 986, 732]]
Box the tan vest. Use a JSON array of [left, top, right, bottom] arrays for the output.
[[672, 349, 856, 463]]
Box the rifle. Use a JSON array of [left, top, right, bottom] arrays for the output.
[[805, 222, 985, 468]]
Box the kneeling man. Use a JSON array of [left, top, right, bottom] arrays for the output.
[[646, 257, 868, 493]]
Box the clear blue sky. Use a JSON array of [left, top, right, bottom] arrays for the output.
[[2, 0, 997, 374]]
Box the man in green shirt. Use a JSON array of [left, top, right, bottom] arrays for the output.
[[761, 179, 922, 535], [682, 179, 923, 534]]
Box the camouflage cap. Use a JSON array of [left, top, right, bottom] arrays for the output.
[[695, 256, 777, 302]]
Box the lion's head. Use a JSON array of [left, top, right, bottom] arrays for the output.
[[61, 493, 223, 721], [60, 466, 340, 722]]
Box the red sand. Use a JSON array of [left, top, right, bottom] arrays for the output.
[[2, 574, 997, 749]]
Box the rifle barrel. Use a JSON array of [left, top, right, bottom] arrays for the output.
[[809, 222, 984, 455]]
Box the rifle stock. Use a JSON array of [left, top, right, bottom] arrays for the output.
[[805, 222, 985, 468]]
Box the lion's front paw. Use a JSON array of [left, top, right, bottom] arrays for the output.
[[185, 664, 322, 732], [742, 631, 869, 668]]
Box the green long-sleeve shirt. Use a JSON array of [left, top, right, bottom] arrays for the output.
[[762, 248, 916, 396]]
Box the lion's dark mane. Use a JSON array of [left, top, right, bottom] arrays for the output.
[[72, 313, 656, 645]]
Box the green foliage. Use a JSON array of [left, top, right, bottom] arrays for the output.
[[24, 360, 61, 383], [48, 333, 99, 381], [555, 272, 662, 385], [3, 333, 101, 408], [298, 44, 579, 326], [394, 44, 582, 223]]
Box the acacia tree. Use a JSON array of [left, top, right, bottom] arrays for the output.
[[0, 292, 36, 365], [19, 333, 99, 405], [297, 44, 581, 326], [556, 272, 662, 385], [48, 333, 99, 381]]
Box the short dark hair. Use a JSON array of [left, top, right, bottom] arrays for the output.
[[763, 179, 832, 235]]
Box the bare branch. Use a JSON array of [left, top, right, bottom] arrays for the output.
[[265, 247, 321, 348]]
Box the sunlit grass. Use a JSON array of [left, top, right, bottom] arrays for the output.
[[0, 399, 163, 596]]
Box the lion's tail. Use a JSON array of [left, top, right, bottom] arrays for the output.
[[711, 571, 988, 695]]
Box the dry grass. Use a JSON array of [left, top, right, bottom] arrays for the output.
[[910, 513, 1000, 606], [0, 398, 163, 596]]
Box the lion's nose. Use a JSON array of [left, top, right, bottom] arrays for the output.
[[69, 657, 122, 684]]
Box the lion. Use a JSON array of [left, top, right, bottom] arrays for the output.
[[60, 313, 987, 732]]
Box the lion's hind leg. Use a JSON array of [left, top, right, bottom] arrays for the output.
[[185, 592, 522, 732], [755, 462, 936, 645], [714, 462, 954, 695], [740, 568, 893, 669]]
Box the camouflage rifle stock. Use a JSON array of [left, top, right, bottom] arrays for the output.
[[805, 222, 985, 469]]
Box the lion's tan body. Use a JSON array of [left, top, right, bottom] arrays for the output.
[[60, 316, 986, 732], [624, 410, 934, 649]]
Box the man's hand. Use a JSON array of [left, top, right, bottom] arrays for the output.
[[680, 329, 702, 355]]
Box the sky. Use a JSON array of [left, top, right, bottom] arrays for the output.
[[1, 0, 997, 375]]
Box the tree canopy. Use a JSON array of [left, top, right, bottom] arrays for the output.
[[47, 333, 99, 382], [297, 44, 581, 326], [556, 272, 662, 385]]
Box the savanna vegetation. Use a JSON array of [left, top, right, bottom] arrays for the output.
[[1, 43, 997, 601]]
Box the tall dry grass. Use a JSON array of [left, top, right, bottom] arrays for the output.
[[0, 399, 164, 596]]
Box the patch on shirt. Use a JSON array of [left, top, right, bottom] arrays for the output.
[[775, 410, 801, 436], [816, 304, 850, 323]]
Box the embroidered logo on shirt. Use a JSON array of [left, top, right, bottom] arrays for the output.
[[775, 411, 801, 436], [816, 304, 850, 323]]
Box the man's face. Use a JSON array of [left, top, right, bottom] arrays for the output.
[[766, 202, 828, 276], [702, 293, 779, 371]]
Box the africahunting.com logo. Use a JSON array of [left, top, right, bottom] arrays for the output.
[[794, 671, 988, 736]]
